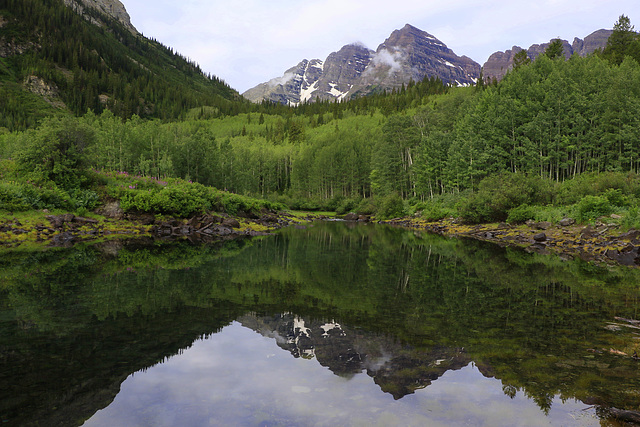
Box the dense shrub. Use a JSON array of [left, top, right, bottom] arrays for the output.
[[376, 192, 406, 219], [335, 197, 360, 215], [458, 173, 555, 223], [16, 118, 95, 190], [575, 195, 613, 222], [557, 172, 640, 204], [506, 204, 537, 224]]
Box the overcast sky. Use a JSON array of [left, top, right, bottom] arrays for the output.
[[121, 1, 637, 93]]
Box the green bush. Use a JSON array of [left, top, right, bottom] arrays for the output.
[[376, 192, 406, 219], [557, 172, 640, 204], [16, 117, 95, 190], [576, 195, 613, 222], [506, 204, 537, 224], [335, 197, 360, 215], [70, 189, 99, 211], [458, 173, 554, 223], [620, 206, 640, 230], [355, 198, 377, 216], [0, 182, 30, 211]]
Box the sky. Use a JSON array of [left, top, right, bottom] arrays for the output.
[[120, 1, 638, 94]]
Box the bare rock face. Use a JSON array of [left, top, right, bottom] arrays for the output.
[[243, 24, 480, 105], [482, 29, 613, 82], [23, 75, 67, 109], [63, 0, 137, 34], [243, 59, 324, 105], [312, 43, 374, 102], [354, 24, 480, 93]]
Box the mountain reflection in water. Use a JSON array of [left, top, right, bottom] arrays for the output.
[[1, 221, 639, 426], [86, 321, 599, 427]]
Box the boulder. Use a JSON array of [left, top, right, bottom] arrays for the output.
[[559, 218, 575, 227], [534, 221, 552, 230], [222, 218, 241, 229], [533, 233, 547, 242], [343, 213, 359, 221], [97, 201, 124, 219]]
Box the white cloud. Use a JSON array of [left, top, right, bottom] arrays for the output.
[[368, 48, 405, 74], [266, 71, 296, 88], [120, 0, 637, 92]]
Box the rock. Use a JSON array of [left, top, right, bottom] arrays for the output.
[[619, 229, 640, 241], [222, 218, 240, 229], [60, 213, 75, 223], [343, 213, 359, 221], [482, 30, 612, 83], [559, 218, 575, 227], [73, 216, 98, 224], [606, 407, 640, 424], [534, 221, 552, 230], [45, 215, 64, 228], [358, 215, 370, 222], [611, 214, 622, 220], [581, 225, 598, 238], [244, 24, 480, 105], [97, 201, 124, 219], [51, 231, 75, 246], [533, 233, 547, 242]]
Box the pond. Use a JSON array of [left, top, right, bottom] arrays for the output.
[[1, 221, 640, 426]]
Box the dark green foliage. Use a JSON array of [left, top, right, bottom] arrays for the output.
[[334, 197, 360, 215], [106, 173, 283, 217], [513, 49, 531, 71], [458, 174, 554, 223], [376, 192, 406, 219], [506, 204, 537, 224], [0, 0, 242, 129], [0, 180, 78, 211], [602, 15, 640, 65], [575, 195, 613, 222], [556, 172, 640, 204], [16, 117, 94, 189], [544, 39, 564, 59]]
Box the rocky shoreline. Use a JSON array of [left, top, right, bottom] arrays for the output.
[[382, 216, 640, 267], [4, 208, 640, 269], [0, 210, 317, 248]]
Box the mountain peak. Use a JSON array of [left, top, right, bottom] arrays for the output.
[[63, 0, 137, 34], [481, 29, 612, 82], [243, 24, 480, 104]]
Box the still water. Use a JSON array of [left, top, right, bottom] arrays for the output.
[[1, 221, 640, 426]]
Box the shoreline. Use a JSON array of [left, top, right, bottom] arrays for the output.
[[4, 209, 640, 268], [0, 210, 321, 250], [382, 216, 640, 267]]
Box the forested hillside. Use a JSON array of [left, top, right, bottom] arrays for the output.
[[0, 0, 244, 131], [1, 12, 640, 225]]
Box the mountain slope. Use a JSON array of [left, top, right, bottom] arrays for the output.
[[482, 29, 612, 82], [243, 24, 480, 105], [0, 0, 243, 130]]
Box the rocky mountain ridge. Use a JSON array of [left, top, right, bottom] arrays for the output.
[[243, 24, 480, 105], [482, 29, 612, 82], [63, 0, 137, 34], [244, 24, 612, 105]]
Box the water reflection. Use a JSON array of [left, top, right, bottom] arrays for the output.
[[1, 222, 640, 426], [85, 321, 599, 427]]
